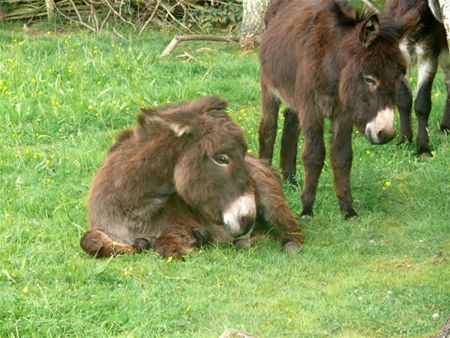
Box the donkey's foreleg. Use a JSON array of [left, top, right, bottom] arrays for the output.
[[397, 77, 413, 143], [440, 56, 450, 133], [414, 50, 438, 156], [259, 84, 281, 163], [80, 229, 149, 258], [257, 187, 304, 252], [246, 156, 304, 252], [300, 119, 325, 217], [330, 119, 356, 219], [280, 108, 300, 185]]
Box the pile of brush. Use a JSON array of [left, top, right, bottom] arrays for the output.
[[0, 0, 241, 33]]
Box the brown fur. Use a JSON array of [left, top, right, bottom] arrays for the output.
[[258, 0, 412, 218], [81, 96, 302, 259]]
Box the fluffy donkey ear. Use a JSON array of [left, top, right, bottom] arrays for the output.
[[186, 96, 228, 115], [139, 107, 200, 137], [359, 14, 380, 48]]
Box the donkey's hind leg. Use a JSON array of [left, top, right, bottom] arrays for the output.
[[80, 229, 148, 258], [259, 83, 281, 163], [414, 46, 438, 156], [397, 76, 413, 144], [280, 108, 300, 185]]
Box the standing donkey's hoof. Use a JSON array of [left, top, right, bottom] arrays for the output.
[[283, 173, 299, 187], [440, 123, 450, 134], [300, 208, 313, 219], [343, 208, 358, 220], [417, 146, 433, 157]]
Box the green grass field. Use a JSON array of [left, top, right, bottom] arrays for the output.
[[0, 24, 449, 337]]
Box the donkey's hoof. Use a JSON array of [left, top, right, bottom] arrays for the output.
[[344, 209, 358, 220], [283, 241, 300, 253], [192, 227, 212, 247], [134, 238, 152, 251], [233, 238, 251, 250], [417, 147, 433, 157], [440, 123, 450, 133], [300, 208, 313, 219], [283, 174, 299, 187]]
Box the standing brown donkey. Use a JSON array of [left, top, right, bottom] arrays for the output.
[[259, 0, 416, 218], [81, 96, 302, 259]]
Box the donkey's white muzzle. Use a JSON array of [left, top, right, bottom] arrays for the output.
[[364, 107, 396, 145], [223, 193, 257, 237]]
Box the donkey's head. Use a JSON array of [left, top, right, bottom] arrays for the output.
[[337, 8, 407, 144], [142, 96, 256, 238]]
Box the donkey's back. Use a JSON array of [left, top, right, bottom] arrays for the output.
[[261, 0, 346, 109]]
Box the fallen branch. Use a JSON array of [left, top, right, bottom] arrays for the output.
[[436, 315, 450, 338], [160, 34, 240, 58]]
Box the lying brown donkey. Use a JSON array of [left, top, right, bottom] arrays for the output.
[[80, 96, 303, 259]]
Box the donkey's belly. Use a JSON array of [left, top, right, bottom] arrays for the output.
[[269, 86, 296, 109]]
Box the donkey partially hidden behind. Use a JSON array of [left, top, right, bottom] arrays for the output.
[[81, 96, 302, 259], [386, 0, 450, 156], [259, 0, 416, 219]]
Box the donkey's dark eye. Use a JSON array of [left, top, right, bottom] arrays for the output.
[[212, 154, 230, 166], [363, 75, 377, 86]]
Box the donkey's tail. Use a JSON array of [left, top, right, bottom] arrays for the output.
[[80, 229, 150, 258]]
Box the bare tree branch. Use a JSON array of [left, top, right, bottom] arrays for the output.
[[139, 0, 162, 35], [54, 2, 97, 33], [436, 315, 450, 338], [160, 35, 240, 58]]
